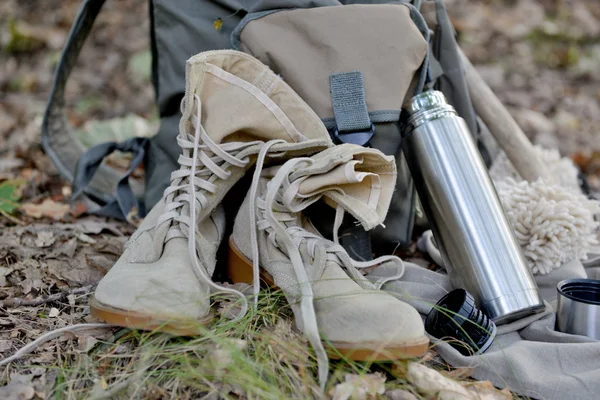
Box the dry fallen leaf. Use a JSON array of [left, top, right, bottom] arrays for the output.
[[75, 232, 96, 244], [444, 367, 474, 380], [21, 199, 70, 220], [85, 254, 115, 274], [0, 339, 15, 352], [466, 381, 512, 400], [126, 206, 142, 227], [48, 307, 60, 318], [385, 389, 418, 400], [77, 219, 124, 236], [72, 327, 112, 354], [261, 319, 309, 367], [94, 236, 127, 255], [46, 256, 105, 287], [0, 266, 13, 287], [70, 200, 88, 218], [34, 231, 55, 248], [76, 334, 99, 353], [61, 185, 72, 197], [406, 362, 472, 399], [50, 237, 78, 259], [1, 372, 35, 400], [405, 363, 511, 400], [0, 383, 35, 400], [329, 373, 386, 400], [208, 339, 247, 378], [0, 109, 17, 138]]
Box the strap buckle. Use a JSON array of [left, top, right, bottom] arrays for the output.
[[331, 123, 375, 146]]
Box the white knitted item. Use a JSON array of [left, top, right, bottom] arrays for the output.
[[490, 145, 581, 192], [489, 145, 600, 274], [495, 178, 599, 275]]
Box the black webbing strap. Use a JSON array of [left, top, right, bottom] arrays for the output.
[[41, 0, 145, 220], [72, 137, 149, 219], [431, 0, 492, 166]]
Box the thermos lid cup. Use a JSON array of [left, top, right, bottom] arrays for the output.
[[405, 90, 456, 127], [425, 289, 497, 356], [556, 278, 600, 339], [557, 278, 600, 304]]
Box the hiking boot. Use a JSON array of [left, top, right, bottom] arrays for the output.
[[228, 144, 429, 384], [90, 50, 332, 335]]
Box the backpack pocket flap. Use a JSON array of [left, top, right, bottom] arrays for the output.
[[235, 4, 428, 121]]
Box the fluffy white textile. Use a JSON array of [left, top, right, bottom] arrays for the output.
[[490, 146, 599, 275]]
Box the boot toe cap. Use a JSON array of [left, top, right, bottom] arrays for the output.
[[315, 291, 426, 346], [93, 242, 210, 322]]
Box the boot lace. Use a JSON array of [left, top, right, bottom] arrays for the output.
[[247, 157, 405, 389], [0, 95, 292, 368], [155, 94, 284, 321]]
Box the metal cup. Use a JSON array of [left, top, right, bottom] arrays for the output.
[[556, 278, 600, 339]]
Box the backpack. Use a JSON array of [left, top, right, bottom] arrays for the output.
[[42, 0, 490, 258]]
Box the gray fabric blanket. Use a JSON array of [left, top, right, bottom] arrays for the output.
[[375, 238, 600, 400]]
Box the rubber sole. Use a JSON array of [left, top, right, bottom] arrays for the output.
[[227, 237, 430, 361], [90, 297, 212, 336]]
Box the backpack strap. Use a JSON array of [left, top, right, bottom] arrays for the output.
[[329, 71, 375, 146], [41, 0, 146, 220], [424, 0, 492, 166], [72, 137, 149, 220], [431, 0, 476, 133]]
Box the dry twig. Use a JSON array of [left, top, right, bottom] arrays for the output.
[[0, 323, 112, 367], [0, 284, 96, 308]]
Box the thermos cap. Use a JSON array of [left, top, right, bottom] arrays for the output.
[[425, 289, 497, 356], [405, 90, 457, 128], [556, 278, 600, 339]]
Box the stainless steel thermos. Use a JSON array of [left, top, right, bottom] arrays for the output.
[[403, 91, 544, 324]]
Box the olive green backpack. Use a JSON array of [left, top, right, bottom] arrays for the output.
[[42, 0, 489, 259]]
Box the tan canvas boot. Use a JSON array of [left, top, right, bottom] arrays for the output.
[[90, 50, 332, 335], [228, 143, 429, 385]]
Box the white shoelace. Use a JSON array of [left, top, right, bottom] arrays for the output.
[[155, 94, 284, 321], [249, 157, 405, 389], [0, 95, 290, 367]]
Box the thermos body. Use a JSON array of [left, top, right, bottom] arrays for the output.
[[403, 91, 544, 324]]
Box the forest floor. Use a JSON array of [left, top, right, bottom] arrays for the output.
[[0, 0, 599, 399]]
